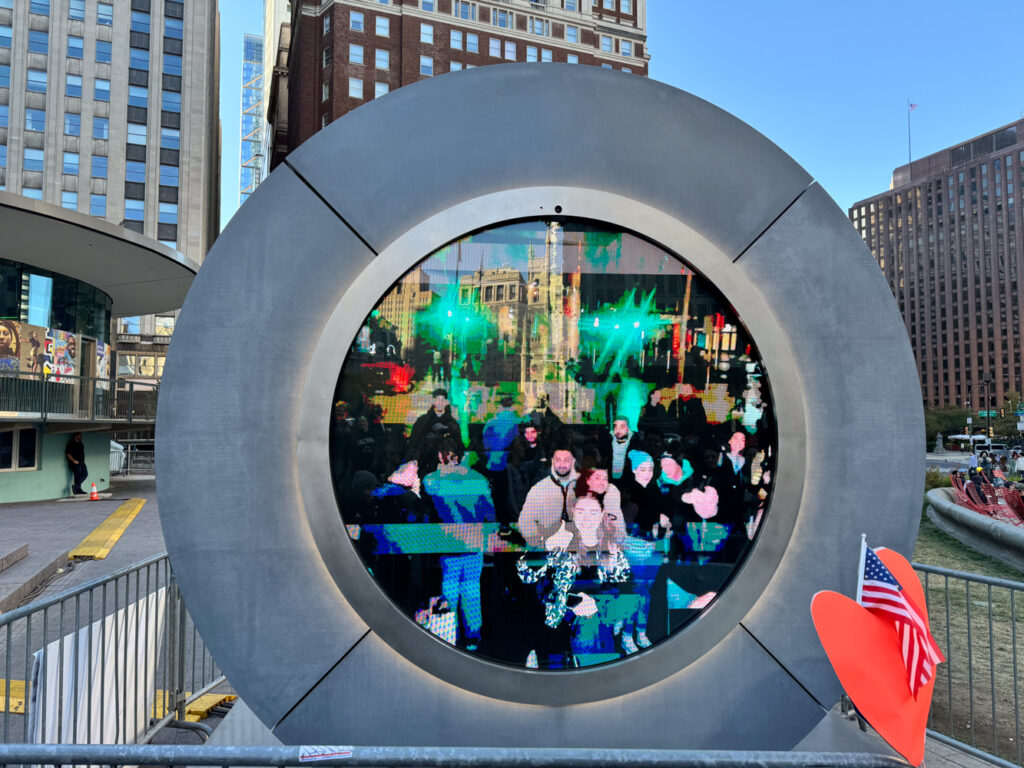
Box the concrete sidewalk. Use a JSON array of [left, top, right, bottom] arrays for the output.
[[0, 476, 165, 612]]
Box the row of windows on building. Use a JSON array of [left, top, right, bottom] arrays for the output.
[[346, 0, 633, 13], [334, 10, 639, 58], [0, 104, 180, 145], [852, 152, 1024, 220], [330, 43, 628, 105], [0, 67, 182, 111], [0, 0, 185, 29], [338, 41, 630, 82], [0, 26, 183, 52]]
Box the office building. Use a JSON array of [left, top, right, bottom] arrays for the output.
[[268, 0, 648, 165], [0, 0, 220, 380], [240, 32, 263, 203], [850, 120, 1024, 409], [262, 0, 289, 173]]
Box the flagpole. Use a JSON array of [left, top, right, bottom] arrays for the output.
[[907, 100, 912, 169], [855, 533, 867, 603]]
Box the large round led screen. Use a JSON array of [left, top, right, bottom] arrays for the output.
[[331, 220, 776, 669]]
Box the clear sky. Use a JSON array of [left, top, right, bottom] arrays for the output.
[[217, 0, 1024, 229]]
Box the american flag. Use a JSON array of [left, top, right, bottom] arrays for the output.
[[859, 546, 945, 697]]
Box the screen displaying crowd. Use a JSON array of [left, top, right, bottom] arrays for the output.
[[331, 220, 776, 669]]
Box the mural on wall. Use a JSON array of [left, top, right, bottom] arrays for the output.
[[17, 323, 49, 374], [47, 329, 77, 382], [0, 320, 19, 371], [1, 322, 104, 383], [96, 341, 110, 380]]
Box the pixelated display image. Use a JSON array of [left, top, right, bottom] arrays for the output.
[[331, 220, 776, 669]]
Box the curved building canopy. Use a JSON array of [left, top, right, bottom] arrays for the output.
[[0, 191, 198, 317]]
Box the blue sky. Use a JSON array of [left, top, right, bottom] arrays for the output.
[[217, 0, 1024, 229]]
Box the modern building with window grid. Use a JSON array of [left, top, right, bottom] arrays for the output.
[[240, 32, 263, 204], [0, 0, 219, 381], [267, 0, 648, 164], [850, 120, 1024, 410]]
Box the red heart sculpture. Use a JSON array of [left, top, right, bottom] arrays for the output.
[[811, 547, 935, 766]]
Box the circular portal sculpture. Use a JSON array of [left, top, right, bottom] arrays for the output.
[[157, 65, 924, 749]]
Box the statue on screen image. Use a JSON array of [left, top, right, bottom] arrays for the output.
[[330, 218, 777, 669]]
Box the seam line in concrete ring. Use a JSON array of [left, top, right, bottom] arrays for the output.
[[271, 628, 373, 732], [739, 620, 827, 710], [284, 158, 381, 257], [731, 181, 816, 264]]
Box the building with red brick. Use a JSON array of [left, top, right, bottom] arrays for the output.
[[267, 0, 648, 166]]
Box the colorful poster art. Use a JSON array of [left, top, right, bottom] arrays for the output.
[[18, 323, 48, 374], [96, 341, 110, 380], [45, 329, 77, 382], [0, 320, 19, 371]]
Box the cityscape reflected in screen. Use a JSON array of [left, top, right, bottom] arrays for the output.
[[330, 220, 776, 669]]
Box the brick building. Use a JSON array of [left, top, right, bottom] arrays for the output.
[[267, 0, 648, 165], [850, 120, 1024, 410]]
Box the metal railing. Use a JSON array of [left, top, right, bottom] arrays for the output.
[[0, 371, 158, 423], [109, 448, 155, 476], [0, 744, 913, 768], [1, 555, 1019, 766], [914, 562, 1024, 765], [0, 554, 226, 746]]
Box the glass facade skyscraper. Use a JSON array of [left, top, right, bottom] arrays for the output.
[[240, 32, 264, 204]]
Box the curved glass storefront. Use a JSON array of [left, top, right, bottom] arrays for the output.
[[0, 257, 112, 344], [330, 220, 776, 670]]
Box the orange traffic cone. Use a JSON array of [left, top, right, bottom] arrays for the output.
[[89, 483, 99, 501]]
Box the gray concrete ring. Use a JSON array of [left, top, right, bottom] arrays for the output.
[[158, 64, 923, 748]]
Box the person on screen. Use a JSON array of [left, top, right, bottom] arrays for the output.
[[371, 460, 436, 524], [638, 390, 674, 441], [409, 389, 462, 469], [483, 396, 521, 539], [573, 468, 626, 546], [422, 440, 495, 651], [516, 495, 632, 664], [597, 416, 644, 488], [517, 442, 580, 550], [619, 449, 660, 650], [369, 460, 437, 613]]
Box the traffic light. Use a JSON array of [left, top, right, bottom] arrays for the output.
[[990, 427, 995, 438], [1001, 408, 1006, 418]]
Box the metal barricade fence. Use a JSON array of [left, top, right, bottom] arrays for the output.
[[0, 744, 913, 768], [0, 554, 226, 746], [125, 449, 155, 475], [914, 562, 1024, 765], [2, 555, 1020, 767]]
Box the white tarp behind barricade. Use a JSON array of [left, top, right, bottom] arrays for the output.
[[28, 587, 167, 747]]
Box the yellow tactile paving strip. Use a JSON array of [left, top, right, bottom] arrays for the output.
[[0, 681, 235, 720], [69, 498, 147, 560], [0, 680, 26, 713], [151, 692, 237, 721]]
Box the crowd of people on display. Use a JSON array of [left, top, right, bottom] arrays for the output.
[[332, 381, 774, 669]]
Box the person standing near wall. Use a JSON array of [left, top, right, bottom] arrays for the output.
[[65, 432, 87, 495]]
